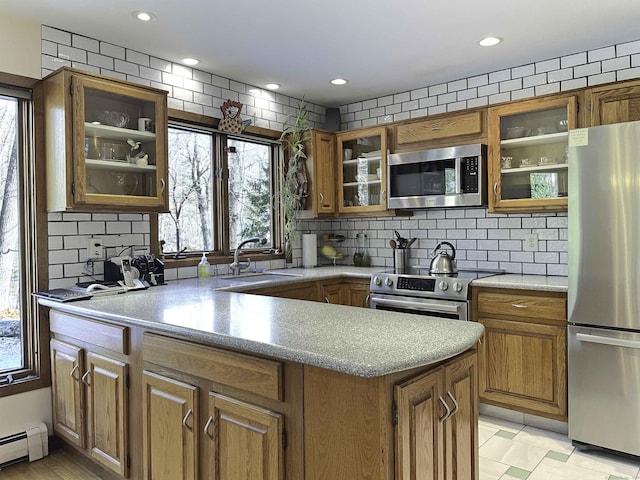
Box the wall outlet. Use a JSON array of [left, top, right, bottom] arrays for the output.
[[524, 233, 539, 252], [87, 237, 104, 259]]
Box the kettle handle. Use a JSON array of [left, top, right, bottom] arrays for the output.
[[433, 241, 456, 260]]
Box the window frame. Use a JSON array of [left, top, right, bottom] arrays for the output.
[[150, 109, 286, 267], [0, 73, 49, 397]]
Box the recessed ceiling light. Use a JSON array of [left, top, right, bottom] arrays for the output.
[[133, 11, 156, 22], [331, 78, 348, 85], [265, 83, 280, 90], [181, 58, 199, 66], [478, 36, 503, 47]]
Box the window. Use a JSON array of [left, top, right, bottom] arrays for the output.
[[0, 84, 42, 393], [157, 123, 278, 257]]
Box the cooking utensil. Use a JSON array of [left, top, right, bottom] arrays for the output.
[[394, 230, 408, 248], [389, 239, 397, 249], [405, 238, 417, 249], [429, 241, 457, 275]]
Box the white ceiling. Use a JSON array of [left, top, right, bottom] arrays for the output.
[[5, 0, 640, 107]]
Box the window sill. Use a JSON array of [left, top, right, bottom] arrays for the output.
[[0, 373, 50, 398], [161, 252, 285, 269]]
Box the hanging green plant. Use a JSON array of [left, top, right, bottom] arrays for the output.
[[279, 99, 312, 257]]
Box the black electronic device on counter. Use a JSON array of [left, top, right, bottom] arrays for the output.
[[105, 254, 165, 286]]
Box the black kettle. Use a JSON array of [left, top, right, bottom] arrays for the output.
[[429, 241, 457, 275]]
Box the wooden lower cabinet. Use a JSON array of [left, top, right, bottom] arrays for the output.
[[250, 277, 371, 308], [320, 278, 370, 307], [473, 287, 567, 420], [395, 352, 478, 480], [305, 350, 478, 480], [50, 338, 130, 477], [206, 393, 284, 480]]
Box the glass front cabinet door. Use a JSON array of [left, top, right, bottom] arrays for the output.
[[336, 127, 388, 214], [43, 67, 168, 212], [488, 95, 577, 213]]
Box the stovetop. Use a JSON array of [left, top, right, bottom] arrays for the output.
[[369, 269, 505, 301]]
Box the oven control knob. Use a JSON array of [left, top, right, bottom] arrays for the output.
[[385, 277, 394, 287], [453, 282, 463, 293], [373, 276, 382, 286], [439, 280, 449, 291]]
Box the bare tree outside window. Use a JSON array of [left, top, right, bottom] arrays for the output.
[[227, 138, 272, 249], [0, 97, 22, 371], [158, 127, 213, 253]]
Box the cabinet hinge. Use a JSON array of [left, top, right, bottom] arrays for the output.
[[392, 401, 398, 426], [125, 374, 130, 389], [69, 84, 73, 96], [589, 102, 593, 112], [126, 455, 131, 469], [576, 101, 580, 113], [281, 429, 287, 449]]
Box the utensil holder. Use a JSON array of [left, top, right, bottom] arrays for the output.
[[394, 249, 409, 274]]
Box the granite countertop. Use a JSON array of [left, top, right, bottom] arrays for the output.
[[39, 274, 484, 378], [471, 274, 568, 293]]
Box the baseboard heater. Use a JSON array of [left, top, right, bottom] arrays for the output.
[[0, 423, 48, 468]]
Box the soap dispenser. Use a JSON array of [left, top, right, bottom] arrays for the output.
[[198, 252, 210, 278]]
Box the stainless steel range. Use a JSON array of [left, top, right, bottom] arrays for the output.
[[369, 270, 503, 321]]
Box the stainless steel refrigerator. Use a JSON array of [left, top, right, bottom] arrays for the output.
[[568, 120, 640, 456]]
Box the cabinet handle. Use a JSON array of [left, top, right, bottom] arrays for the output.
[[493, 182, 498, 196], [319, 192, 324, 203], [70, 364, 80, 381], [203, 416, 214, 438], [511, 303, 528, 309], [81, 370, 91, 386], [447, 391, 459, 418], [381, 190, 387, 201], [364, 294, 370, 307], [438, 395, 451, 422], [182, 409, 194, 431], [160, 178, 166, 193], [431, 127, 441, 131], [324, 297, 331, 304]]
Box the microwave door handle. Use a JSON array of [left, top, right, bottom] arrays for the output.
[[455, 157, 462, 194]]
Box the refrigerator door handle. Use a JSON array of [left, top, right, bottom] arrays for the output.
[[576, 332, 640, 349]]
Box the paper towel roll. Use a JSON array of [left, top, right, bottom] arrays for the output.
[[302, 233, 317, 268]]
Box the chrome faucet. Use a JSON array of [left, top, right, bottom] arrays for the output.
[[230, 237, 267, 275]]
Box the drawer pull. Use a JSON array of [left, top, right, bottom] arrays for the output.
[[438, 395, 451, 422], [182, 409, 194, 431], [81, 370, 91, 386], [70, 364, 80, 380], [447, 391, 459, 417], [203, 416, 214, 438], [319, 192, 324, 203], [511, 303, 528, 309]]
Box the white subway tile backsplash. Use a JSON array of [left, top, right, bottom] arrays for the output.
[[536, 58, 560, 73], [603, 56, 631, 72], [588, 72, 617, 85], [489, 69, 511, 84], [561, 52, 586, 68], [618, 40, 640, 56], [617, 67, 640, 81], [512, 64, 535, 78]]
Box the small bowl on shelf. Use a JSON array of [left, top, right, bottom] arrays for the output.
[[519, 158, 534, 167], [506, 126, 526, 139], [555, 120, 569, 132]]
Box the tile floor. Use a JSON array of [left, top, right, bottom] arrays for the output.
[[479, 415, 640, 480]]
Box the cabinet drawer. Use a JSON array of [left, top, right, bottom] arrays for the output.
[[143, 333, 283, 401], [396, 111, 483, 145], [50, 311, 129, 354], [476, 291, 566, 322]]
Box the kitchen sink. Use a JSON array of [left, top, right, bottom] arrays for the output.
[[216, 271, 304, 283]]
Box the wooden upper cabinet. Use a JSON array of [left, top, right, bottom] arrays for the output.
[[336, 126, 388, 214], [41, 67, 169, 212], [394, 110, 485, 150], [488, 94, 577, 213], [298, 129, 336, 218], [586, 78, 640, 126]]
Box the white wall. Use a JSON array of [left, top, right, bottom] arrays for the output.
[[0, 15, 41, 78], [0, 14, 51, 439]]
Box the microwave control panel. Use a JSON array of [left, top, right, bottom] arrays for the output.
[[462, 156, 479, 193]]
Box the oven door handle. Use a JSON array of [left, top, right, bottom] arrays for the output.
[[372, 297, 460, 314]]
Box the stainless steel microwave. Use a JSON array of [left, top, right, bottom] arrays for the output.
[[387, 143, 487, 209]]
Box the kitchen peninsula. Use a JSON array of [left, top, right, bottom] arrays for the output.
[[40, 274, 483, 480]]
